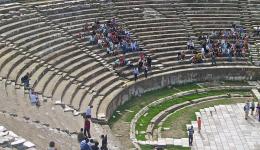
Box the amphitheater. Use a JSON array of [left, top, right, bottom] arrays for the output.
[[0, 0, 260, 149]]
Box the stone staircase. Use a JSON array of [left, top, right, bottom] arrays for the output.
[[172, 3, 195, 38], [238, 0, 258, 64], [239, 0, 253, 33]]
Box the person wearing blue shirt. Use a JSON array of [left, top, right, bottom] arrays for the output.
[[187, 126, 194, 146], [80, 138, 92, 150]]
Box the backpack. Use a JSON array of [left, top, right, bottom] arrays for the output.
[[244, 105, 247, 111]]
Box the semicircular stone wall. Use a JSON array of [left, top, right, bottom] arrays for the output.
[[97, 66, 260, 122]]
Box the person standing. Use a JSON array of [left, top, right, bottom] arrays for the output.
[[251, 100, 255, 116], [100, 135, 108, 150], [211, 51, 216, 65], [256, 102, 260, 122], [146, 55, 152, 69], [144, 66, 148, 78], [227, 48, 232, 62], [85, 105, 93, 119], [78, 128, 86, 143], [187, 126, 194, 146], [244, 101, 250, 120], [21, 72, 30, 89], [29, 89, 39, 106], [197, 117, 202, 133], [133, 67, 139, 81], [84, 118, 91, 138]]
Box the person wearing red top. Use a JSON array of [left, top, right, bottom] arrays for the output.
[[139, 52, 145, 61], [84, 118, 91, 138], [119, 54, 125, 66], [197, 117, 202, 133]]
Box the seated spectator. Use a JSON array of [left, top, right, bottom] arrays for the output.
[[181, 51, 185, 60], [195, 53, 203, 63], [138, 59, 143, 72], [119, 54, 126, 66], [130, 40, 137, 51], [190, 53, 196, 64], [97, 38, 103, 48], [126, 59, 134, 67], [89, 34, 96, 45], [112, 58, 120, 67], [84, 22, 89, 32], [139, 52, 145, 61], [187, 39, 195, 50], [177, 52, 181, 61], [201, 47, 206, 59], [86, 18, 141, 55], [256, 26, 260, 36]]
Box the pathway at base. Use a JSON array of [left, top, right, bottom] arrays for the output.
[[192, 103, 260, 150]]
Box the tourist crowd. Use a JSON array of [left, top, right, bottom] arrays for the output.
[[185, 24, 250, 65], [82, 18, 141, 54], [244, 100, 260, 121], [78, 105, 108, 150], [81, 18, 152, 81]]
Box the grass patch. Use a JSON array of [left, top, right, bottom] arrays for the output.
[[222, 80, 249, 86], [108, 83, 200, 126], [135, 89, 249, 140], [162, 97, 249, 138], [140, 145, 190, 150]]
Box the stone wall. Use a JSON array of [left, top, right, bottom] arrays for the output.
[[99, 66, 260, 121]]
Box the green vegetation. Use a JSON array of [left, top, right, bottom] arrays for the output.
[[221, 80, 249, 86], [140, 145, 190, 150], [135, 89, 249, 140], [108, 83, 200, 126], [162, 98, 248, 139]]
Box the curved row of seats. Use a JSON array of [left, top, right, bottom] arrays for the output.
[[0, 2, 124, 116], [112, 0, 250, 71], [30, 0, 162, 80], [177, 1, 241, 33], [0, 0, 259, 122]]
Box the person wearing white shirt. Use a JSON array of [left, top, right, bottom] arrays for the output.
[[201, 47, 206, 59], [85, 105, 93, 118], [187, 39, 194, 50], [29, 89, 39, 106]]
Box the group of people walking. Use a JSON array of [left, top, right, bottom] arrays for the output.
[[78, 105, 108, 150], [244, 100, 260, 121]]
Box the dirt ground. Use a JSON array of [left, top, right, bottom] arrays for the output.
[[0, 113, 79, 150], [111, 118, 135, 149]]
